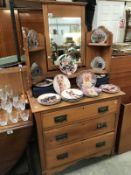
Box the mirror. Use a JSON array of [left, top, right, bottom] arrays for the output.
[[48, 15, 81, 65], [43, 3, 86, 71]]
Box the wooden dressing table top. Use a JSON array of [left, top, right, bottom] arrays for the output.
[[27, 91, 125, 114]]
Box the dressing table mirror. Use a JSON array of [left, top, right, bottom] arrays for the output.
[[42, 2, 86, 72]]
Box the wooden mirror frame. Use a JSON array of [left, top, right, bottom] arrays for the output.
[[42, 1, 87, 73]]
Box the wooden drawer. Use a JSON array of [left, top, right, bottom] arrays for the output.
[[46, 132, 115, 168], [44, 113, 116, 149], [42, 100, 118, 129]]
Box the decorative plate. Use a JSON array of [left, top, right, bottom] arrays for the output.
[[27, 29, 39, 49], [90, 56, 106, 70], [100, 84, 120, 94], [91, 27, 108, 44], [59, 54, 78, 75], [37, 93, 61, 105], [82, 86, 102, 97], [76, 70, 96, 89], [61, 88, 83, 101], [35, 79, 53, 87], [53, 74, 71, 94]]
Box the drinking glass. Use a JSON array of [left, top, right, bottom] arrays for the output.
[[0, 112, 8, 126], [9, 110, 19, 123], [20, 110, 29, 121]]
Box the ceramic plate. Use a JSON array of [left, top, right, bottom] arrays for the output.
[[53, 74, 71, 94], [35, 79, 53, 87], [91, 56, 106, 70], [100, 84, 120, 94], [76, 70, 96, 89], [37, 93, 61, 105], [82, 86, 102, 97], [59, 54, 78, 75], [61, 88, 83, 101], [91, 27, 107, 43]]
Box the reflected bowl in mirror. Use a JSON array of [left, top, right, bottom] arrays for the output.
[[59, 54, 78, 75], [91, 27, 108, 44], [37, 93, 61, 106], [100, 84, 120, 94], [76, 70, 97, 89]]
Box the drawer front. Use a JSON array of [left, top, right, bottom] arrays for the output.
[[46, 132, 115, 168], [42, 100, 118, 129], [44, 113, 116, 149]]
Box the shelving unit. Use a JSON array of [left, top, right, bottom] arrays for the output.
[[86, 27, 113, 74], [22, 27, 47, 87]]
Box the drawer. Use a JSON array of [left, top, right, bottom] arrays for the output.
[[44, 113, 116, 149], [46, 132, 115, 168], [42, 100, 118, 129]]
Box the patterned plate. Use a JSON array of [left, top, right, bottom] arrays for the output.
[[59, 54, 78, 75], [100, 84, 120, 94], [61, 88, 83, 101], [53, 74, 71, 94], [91, 56, 106, 70], [37, 93, 61, 105], [91, 27, 108, 44], [76, 70, 96, 89], [82, 86, 102, 97]]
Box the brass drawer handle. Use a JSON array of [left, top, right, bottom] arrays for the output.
[[98, 106, 108, 113], [55, 133, 68, 141], [96, 141, 106, 148], [57, 152, 68, 160], [97, 122, 107, 129], [54, 115, 67, 124]]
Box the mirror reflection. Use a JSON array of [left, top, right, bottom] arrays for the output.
[[48, 16, 81, 65]]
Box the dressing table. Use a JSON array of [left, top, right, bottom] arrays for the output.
[[21, 1, 124, 174]]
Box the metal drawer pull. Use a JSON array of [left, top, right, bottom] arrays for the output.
[[97, 122, 107, 129], [98, 106, 108, 113], [56, 133, 68, 141], [96, 141, 106, 148], [54, 115, 67, 123], [57, 152, 68, 160]]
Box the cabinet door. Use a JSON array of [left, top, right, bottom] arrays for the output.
[[0, 126, 32, 175]]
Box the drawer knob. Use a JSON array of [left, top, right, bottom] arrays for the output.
[[54, 115, 67, 124], [96, 141, 106, 148], [97, 122, 107, 129], [56, 133, 68, 141], [98, 106, 108, 113], [57, 152, 68, 160]]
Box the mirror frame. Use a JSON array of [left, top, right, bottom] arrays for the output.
[[43, 2, 86, 72]]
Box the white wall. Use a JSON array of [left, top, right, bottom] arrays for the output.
[[93, 0, 126, 43]]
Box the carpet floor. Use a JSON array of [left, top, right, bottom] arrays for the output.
[[57, 151, 131, 175]]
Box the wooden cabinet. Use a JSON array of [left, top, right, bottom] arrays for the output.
[[28, 91, 124, 175]]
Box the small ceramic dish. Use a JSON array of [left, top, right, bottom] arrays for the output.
[[100, 84, 120, 94], [82, 86, 102, 97], [53, 74, 71, 94], [76, 70, 96, 89], [90, 56, 106, 70], [61, 88, 83, 101], [37, 93, 61, 105]]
